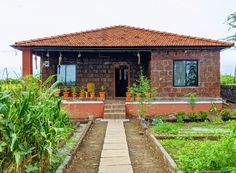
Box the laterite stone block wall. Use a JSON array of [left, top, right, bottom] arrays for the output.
[[150, 50, 221, 97]]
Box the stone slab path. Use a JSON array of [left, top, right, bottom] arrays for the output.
[[98, 120, 133, 173]]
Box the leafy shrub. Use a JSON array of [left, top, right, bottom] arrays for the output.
[[176, 111, 185, 122], [0, 76, 73, 172], [187, 112, 198, 121], [198, 111, 208, 121], [218, 108, 233, 121]]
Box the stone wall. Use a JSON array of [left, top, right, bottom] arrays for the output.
[[221, 85, 236, 102], [41, 52, 150, 98], [150, 50, 221, 97]]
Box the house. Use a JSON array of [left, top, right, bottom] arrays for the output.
[[12, 25, 234, 119]]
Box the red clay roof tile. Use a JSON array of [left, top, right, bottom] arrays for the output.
[[13, 25, 234, 47]]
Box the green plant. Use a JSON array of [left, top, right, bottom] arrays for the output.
[[187, 112, 198, 122], [153, 123, 179, 134], [71, 86, 77, 93], [138, 102, 146, 118], [176, 111, 185, 122], [79, 85, 85, 93], [187, 93, 196, 111], [91, 85, 95, 93], [64, 86, 68, 92], [218, 108, 233, 121], [0, 76, 73, 172], [100, 85, 105, 92], [221, 74, 236, 85], [198, 111, 208, 121], [209, 102, 218, 113]]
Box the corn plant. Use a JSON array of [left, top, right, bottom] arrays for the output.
[[0, 76, 73, 172]]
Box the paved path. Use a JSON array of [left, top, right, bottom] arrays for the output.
[[98, 120, 133, 173]]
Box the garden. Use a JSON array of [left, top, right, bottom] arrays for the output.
[[0, 76, 90, 172]]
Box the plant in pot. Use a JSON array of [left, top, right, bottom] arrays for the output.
[[99, 85, 105, 100], [90, 85, 95, 98], [126, 87, 132, 101], [79, 85, 85, 98], [71, 86, 77, 98], [63, 86, 69, 98]]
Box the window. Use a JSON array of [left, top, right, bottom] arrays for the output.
[[173, 60, 198, 87], [57, 64, 76, 85]]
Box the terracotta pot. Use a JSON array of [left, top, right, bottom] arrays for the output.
[[99, 92, 105, 100], [63, 91, 69, 98], [126, 92, 131, 101], [72, 92, 77, 98], [135, 93, 141, 101], [79, 92, 85, 98], [90, 92, 95, 98], [145, 92, 151, 98]]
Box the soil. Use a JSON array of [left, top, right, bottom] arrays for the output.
[[125, 120, 171, 173], [66, 121, 107, 173]]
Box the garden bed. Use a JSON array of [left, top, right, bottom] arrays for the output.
[[140, 120, 236, 173], [56, 120, 92, 173]]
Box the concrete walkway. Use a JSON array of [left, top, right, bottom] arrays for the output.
[[98, 120, 133, 173]]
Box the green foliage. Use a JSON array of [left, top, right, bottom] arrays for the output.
[[161, 135, 236, 172], [187, 112, 198, 122], [100, 85, 105, 92], [198, 111, 208, 121], [218, 108, 233, 121], [209, 102, 218, 113], [176, 111, 185, 123], [71, 86, 77, 93], [0, 76, 73, 172], [153, 122, 180, 134], [128, 67, 156, 98], [187, 93, 196, 111], [221, 75, 236, 85]]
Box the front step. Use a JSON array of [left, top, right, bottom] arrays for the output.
[[104, 100, 126, 119]]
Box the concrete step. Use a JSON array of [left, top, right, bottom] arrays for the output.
[[104, 108, 125, 113], [105, 105, 125, 109], [105, 100, 125, 104], [104, 114, 126, 119]]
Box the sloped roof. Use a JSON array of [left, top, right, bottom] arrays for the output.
[[13, 25, 234, 48]]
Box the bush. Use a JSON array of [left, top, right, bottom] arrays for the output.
[[187, 112, 198, 121], [176, 111, 185, 122], [221, 75, 236, 85], [198, 111, 208, 121], [218, 108, 233, 121]]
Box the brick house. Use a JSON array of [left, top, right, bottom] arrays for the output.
[[12, 25, 234, 118]]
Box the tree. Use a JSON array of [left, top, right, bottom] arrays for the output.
[[226, 12, 236, 41]]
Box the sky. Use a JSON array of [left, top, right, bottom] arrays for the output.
[[0, 0, 235, 79]]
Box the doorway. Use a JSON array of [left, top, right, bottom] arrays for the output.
[[114, 64, 130, 97]]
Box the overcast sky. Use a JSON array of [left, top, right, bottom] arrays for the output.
[[0, 0, 235, 78]]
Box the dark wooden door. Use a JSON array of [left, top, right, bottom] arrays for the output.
[[115, 65, 128, 97]]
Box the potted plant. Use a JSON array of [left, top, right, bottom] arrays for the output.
[[79, 85, 85, 98], [90, 85, 95, 98], [99, 85, 105, 100], [71, 86, 77, 98], [63, 86, 69, 98], [126, 87, 132, 101]]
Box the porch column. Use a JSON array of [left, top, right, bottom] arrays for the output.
[[22, 48, 33, 77]]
